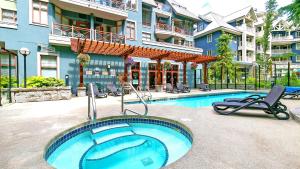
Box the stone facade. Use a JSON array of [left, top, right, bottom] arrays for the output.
[[77, 87, 87, 97], [11, 87, 72, 103]]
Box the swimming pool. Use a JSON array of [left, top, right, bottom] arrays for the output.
[[45, 117, 192, 169], [128, 92, 266, 108]]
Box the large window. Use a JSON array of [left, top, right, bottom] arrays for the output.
[[142, 8, 151, 27], [142, 32, 151, 41], [296, 31, 300, 38], [1, 9, 17, 24], [126, 21, 136, 40], [207, 50, 212, 56], [296, 43, 300, 50], [40, 55, 58, 78], [207, 34, 212, 43], [126, 0, 137, 11], [297, 56, 300, 62], [32, 0, 48, 25], [0, 0, 17, 25], [0, 54, 16, 76]]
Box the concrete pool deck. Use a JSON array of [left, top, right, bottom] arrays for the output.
[[0, 89, 300, 169]]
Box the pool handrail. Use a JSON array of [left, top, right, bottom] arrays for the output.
[[123, 82, 149, 116], [88, 83, 97, 123]]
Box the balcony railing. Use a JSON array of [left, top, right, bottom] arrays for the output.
[[272, 35, 294, 41], [73, 0, 126, 11], [51, 23, 125, 44], [155, 23, 193, 36], [272, 49, 292, 54]]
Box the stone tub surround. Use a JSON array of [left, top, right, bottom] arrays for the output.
[[11, 87, 72, 103]]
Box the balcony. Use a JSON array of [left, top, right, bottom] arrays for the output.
[[272, 49, 292, 55], [49, 23, 125, 45], [237, 25, 255, 34], [155, 23, 193, 39], [50, 0, 127, 20], [143, 40, 203, 54], [238, 42, 255, 51], [271, 35, 294, 44]]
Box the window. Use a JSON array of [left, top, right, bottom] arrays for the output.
[[1, 9, 17, 24], [142, 32, 151, 41], [297, 56, 300, 62], [126, 21, 136, 40], [296, 31, 300, 38], [142, 8, 151, 27], [207, 34, 212, 43], [32, 0, 48, 25], [126, 0, 137, 11], [207, 50, 212, 56], [198, 23, 204, 31], [0, 54, 16, 76], [296, 43, 300, 50], [40, 55, 58, 78]]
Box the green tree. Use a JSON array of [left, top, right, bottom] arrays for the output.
[[261, 0, 278, 74], [279, 0, 300, 25], [209, 32, 235, 82]]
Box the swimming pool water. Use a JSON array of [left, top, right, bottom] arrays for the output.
[[47, 122, 192, 169], [147, 92, 266, 108]]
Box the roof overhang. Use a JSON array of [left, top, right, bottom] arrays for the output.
[[194, 27, 242, 39]]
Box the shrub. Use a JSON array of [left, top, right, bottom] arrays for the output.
[[0, 76, 17, 88], [277, 72, 300, 86], [26, 76, 65, 88]]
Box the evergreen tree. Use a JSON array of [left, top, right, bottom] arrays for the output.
[[280, 0, 300, 25]]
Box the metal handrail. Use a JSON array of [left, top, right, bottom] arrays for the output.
[[88, 83, 97, 123], [123, 82, 148, 116]]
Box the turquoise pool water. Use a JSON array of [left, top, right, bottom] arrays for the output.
[[47, 122, 192, 169], [137, 92, 266, 108]]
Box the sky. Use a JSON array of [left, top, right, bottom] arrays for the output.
[[179, 0, 293, 16]]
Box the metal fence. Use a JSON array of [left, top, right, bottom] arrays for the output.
[[208, 62, 300, 90]]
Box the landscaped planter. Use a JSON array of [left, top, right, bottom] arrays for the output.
[[10, 87, 72, 103]]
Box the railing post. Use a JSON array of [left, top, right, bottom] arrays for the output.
[[274, 64, 277, 85], [110, 32, 113, 43], [220, 65, 223, 89], [244, 67, 247, 90], [258, 65, 261, 89], [71, 25, 74, 37], [121, 87, 124, 113], [226, 67, 229, 89], [255, 66, 257, 90], [287, 62, 290, 86], [214, 68, 217, 90], [51, 22, 54, 35], [234, 67, 237, 89]]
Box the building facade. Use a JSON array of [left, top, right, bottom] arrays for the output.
[[0, 0, 203, 92]]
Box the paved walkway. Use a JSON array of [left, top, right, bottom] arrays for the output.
[[0, 90, 300, 169]]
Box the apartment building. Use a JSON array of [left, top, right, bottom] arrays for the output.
[[194, 6, 257, 71], [255, 13, 300, 78], [0, 0, 204, 92]]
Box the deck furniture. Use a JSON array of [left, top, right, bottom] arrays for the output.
[[224, 94, 265, 103], [177, 82, 190, 93], [107, 84, 122, 96], [199, 83, 211, 91], [166, 83, 179, 93], [283, 86, 300, 99], [212, 86, 289, 120], [88, 83, 107, 98]]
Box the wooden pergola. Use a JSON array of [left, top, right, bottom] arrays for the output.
[[71, 38, 217, 87]]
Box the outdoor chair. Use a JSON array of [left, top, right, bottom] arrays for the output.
[[87, 83, 107, 98], [107, 83, 122, 96], [199, 83, 211, 91], [212, 86, 290, 120], [177, 82, 190, 93], [224, 94, 265, 103], [166, 83, 179, 93], [283, 86, 300, 99]]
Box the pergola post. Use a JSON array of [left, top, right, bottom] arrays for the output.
[[123, 55, 129, 83], [183, 61, 187, 84], [203, 63, 208, 84], [156, 59, 162, 85], [79, 64, 84, 87]]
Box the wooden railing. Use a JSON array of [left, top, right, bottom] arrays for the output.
[[94, 30, 125, 43], [156, 23, 172, 31], [155, 23, 193, 36]]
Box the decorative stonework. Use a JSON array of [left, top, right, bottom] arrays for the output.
[[11, 87, 72, 103], [77, 87, 87, 97]]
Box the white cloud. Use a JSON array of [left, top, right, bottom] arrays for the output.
[[179, 0, 293, 16]]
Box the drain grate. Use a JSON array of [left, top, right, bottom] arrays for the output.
[[141, 157, 154, 166]]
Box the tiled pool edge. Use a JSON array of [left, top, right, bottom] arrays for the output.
[[43, 116, 194, 167]]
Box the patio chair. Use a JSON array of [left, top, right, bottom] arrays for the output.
[[107, 83, 122, 96], [166, 83, 179, 93], [177, 82, 190, 93], [224, 94, 265, 103], [87, 83, 107, 98], [283, 86, 300, 99], [199, 83, 211, 91], [212, 86, 290, 120]]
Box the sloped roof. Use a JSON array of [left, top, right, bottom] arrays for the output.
[[142, 0, 157, 7], [224, 6, 257, 22], [167, 0, 199, 21], [195, 12, 241, 38]]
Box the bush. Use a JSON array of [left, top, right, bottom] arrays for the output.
[[0, 76, 17, 88], [277, 72, 300, 86], [26, 76, 65, 88]]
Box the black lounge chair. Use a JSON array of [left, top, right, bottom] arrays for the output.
[[107, 84, 122, 96], [177, 82, 190, 93], [224, 94, 265, 103], [88, 83, 108, 98], [199, 83, 211, 91], [166, 83, 179, 93], [212, 86, 289, 120], [283, 87, 300, 99]]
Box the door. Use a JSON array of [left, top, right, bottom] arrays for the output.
[[149, 72, 156, 90]]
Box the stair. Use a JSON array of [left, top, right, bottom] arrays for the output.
[[91, 123, 130, 134], [94, 131, 134, 145]]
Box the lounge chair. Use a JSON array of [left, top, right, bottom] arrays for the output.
[[107, 84, 122, 96], [87, 83, 108, 98], [166, 83, 179, 93], [177, 82, 190, 93], [224, 94, 265, 103], [212, 86, 289, 120], [283, 86, 300, 99], [199, 83, 211, 91]]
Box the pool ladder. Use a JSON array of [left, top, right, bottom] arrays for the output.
[[137, 86, 152, 101], [88, 83, 97, 123], [122, 82, 149, 116]]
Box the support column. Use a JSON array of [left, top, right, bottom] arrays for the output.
[[90, 14, 95, 40], [79, 64, 84, 87], [203, 63, 208, 84], [123, 55, 129, 83], [156, 59, 162, 85], [183, 61, 187, 84]]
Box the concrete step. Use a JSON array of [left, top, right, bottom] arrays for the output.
[[91, 123, 130, 134]]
